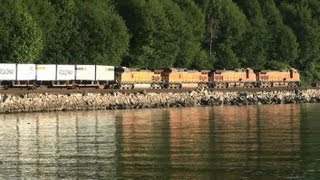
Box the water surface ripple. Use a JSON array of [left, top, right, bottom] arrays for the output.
[[1, 104, 320, 179]]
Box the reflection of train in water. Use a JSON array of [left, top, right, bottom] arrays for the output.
[[0, 63, 300, 89]]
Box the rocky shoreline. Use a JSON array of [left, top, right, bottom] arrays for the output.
[[0, 89, 320, 113]]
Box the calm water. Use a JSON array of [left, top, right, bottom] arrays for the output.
[[1, 104, 320, 179]]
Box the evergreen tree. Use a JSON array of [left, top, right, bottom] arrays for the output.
[[0, 1, 43, 63], [117, 0, 176, 68], [280, 1, 320, 82], [43, 0, 79, 64], [117, 0, 203, 69], [260, 0, 298, 68], [205, 0, 248, 69], [23, 0, 57, 63], [171, 0, 206, 68], [75, 0, 129, 65], [235, 0, 268, 68]]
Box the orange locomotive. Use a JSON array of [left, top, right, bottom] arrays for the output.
[[114, 67, 163, 89], [161, 68, 209, 89], [208, 68, 256, 88], [114, 67, 301, 89], [255, 68, 300, 88]]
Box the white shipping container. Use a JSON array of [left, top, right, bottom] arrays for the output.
[[56, 65, 75, 80], [96, 65, 114, 81], [76, 65, 95, 80], [0, 63, 16, 80], [17, 64, 36, 81], [36, 64, 56, 81]]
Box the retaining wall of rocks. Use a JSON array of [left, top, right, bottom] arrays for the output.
[[0, 89, 320, 113]]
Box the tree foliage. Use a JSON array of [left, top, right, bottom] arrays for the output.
[[0, 0, 319, 82], [0, 1, 43, 63], [74, 0, 129, 65], [117, 0, 204, 69]]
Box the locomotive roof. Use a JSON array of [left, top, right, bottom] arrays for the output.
[[257, 68, 298, 72], [163, 67, 209, 73], [116, 67, 163, 73], [212, 68, 253, 72]]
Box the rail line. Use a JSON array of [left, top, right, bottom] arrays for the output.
[[0, 86, 315, 95]]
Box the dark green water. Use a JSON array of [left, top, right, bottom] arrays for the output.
[[1, 104, 320, 179]]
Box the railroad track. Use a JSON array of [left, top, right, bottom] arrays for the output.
[[0, 87, 316, 95]]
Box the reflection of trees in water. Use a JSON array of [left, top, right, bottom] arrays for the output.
[[0, 104, 310, 179], [300, 104, 320, 178], [0, 111, 117, 179], [168, 107, 211, 179], [207, 105, 301, 177], [115, 109, 171, 179]]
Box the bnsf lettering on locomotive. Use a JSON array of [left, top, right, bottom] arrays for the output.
[[0, 68, 14, 75], [59, 69, 73, 75]]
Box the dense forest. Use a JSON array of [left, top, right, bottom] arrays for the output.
[[0, 0, 320, 83]]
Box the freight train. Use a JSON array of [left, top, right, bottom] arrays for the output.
[[0, 63, 301, 90]]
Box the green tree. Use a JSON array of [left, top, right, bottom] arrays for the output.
[[74, 0, 129, 65], [0, 1, 43, 63], [117, 0, 175, 68], [23, 0, 57, 63], [171, 0, 205, 68], [260, 0, 298, 67], [235, 0, 268, 68], [280, 1, 320, 82], [205, 0, 248, 69], [43, 0, 79, 64]]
